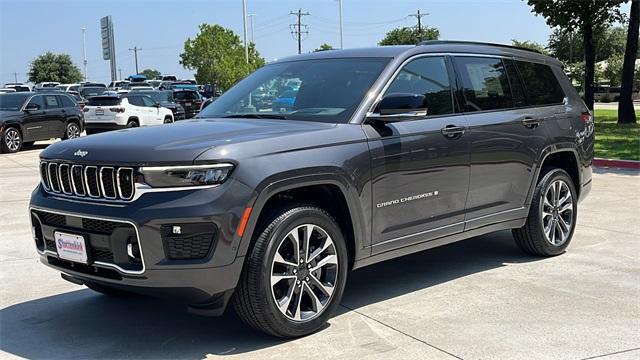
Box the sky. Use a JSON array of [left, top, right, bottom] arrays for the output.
[[0, 0, 630, 86]]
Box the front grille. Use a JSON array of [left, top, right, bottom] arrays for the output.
[[40, 161, 135, 202], [161, 223, 216, 260], [92, 248, 115, 262], [82, 218, 119, 234]]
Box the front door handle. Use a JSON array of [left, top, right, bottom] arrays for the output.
[[521, 117, 541, 128], [441, 125, 465, 139]]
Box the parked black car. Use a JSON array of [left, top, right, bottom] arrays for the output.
[[172, 89, 202, 118], [136, 90, 186, 120], [1, 92, 83, 153], [29, 41, 593, 337]]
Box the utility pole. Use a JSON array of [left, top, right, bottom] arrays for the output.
[[409, 10, 429, 40], [81, 27, 87, 81], [128, 46, 142, 74], [13, 72, 18, 84], [242, 0, 248, 63], [338, 0, 343, 48], [118, 68, 122, 80], [248, 13, 256, 43], [290, 8, 310, 54]]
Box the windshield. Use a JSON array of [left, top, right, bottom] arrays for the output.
[[198, 58, 390, 123], [0, 93, 30, 110]]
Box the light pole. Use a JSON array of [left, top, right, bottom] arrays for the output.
[[242, 0, 248, 63], [81, 27, 87, 81], [248, 13, 256, 44], [338, 0, 343, 48]]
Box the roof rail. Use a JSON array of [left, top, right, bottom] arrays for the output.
[[417, 40, 543, 55]]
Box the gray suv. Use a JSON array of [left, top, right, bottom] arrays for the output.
[[29, 41, 593, 338]]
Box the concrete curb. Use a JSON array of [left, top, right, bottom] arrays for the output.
[[593, 158, 640, 170]]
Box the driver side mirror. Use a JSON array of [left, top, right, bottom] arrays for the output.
[[24, 103, 40, 112], [367, 93, 428, 123]]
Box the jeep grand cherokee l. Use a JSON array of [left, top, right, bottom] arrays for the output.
[[29, 41, 593, 338]]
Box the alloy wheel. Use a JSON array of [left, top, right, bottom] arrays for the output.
[[66, 123, 80, 139], [541, 179, 574, 246], [4, 128, 21, 151], [270, 224, 338, 322]]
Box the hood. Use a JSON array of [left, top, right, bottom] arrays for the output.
[[40, 118, 335, 165], [0, 110, 22, 123]]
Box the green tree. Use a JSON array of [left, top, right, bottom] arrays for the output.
[[619, 0, 639, 124], [511, 40, 548, 54], [379, 26, 439, 45], [27, 52, 83, 84], [141, 68, 161, 80], [314, 43, 334, 52], [548, 26, 632, 64], [526, 0, 626, 110], [602, 54, 624, 86], [179, 24, 265, 91]]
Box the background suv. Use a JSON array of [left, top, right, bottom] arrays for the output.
[[83, 94, 174, 134], [29, 41, 593, 338], [0, 92, 83, 153]]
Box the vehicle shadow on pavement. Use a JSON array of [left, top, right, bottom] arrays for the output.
[[0, 230, 541, 359]]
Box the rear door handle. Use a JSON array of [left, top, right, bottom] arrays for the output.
[[441, 125, 465, 139], [521, 117, 541, 128]]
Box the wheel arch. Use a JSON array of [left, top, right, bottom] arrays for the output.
[[237, 173, 367, 270], [526, 144, 581, 207]]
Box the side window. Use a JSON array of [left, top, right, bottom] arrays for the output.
[[516, 61, 565, 105], [385, 56, 453, 116], [59, 95, 76, 108], [453, 57, 512, 112], [44, 95, 61, 109], [26, 95, 44, 110], [127, 96, 142, 106], [504, 60, 527, 107], [141, 96, 156, 107]]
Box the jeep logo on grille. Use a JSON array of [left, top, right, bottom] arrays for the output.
[[73, 150, 88, 158]]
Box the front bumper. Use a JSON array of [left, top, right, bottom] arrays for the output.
[[29, 180, 254, 309]]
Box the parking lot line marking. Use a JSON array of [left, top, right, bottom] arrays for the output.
[[580, 347, 640, 360]]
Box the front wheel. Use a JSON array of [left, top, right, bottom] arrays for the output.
[[163, 116, 174, 124], [63, 121, 81, 140], [233, 205, 348, 338], [126, 120, 139, 128], [513, 168, 577, 256], [1, 127, 22, 153]]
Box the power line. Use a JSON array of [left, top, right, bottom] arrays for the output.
[[128, 46, 142, 74], [290, 9, 310, 54]]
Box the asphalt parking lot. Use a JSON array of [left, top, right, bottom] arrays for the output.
[[0, 144, 638, 360]]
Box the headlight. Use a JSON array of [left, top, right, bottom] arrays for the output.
[[139, 163, 234, 188]]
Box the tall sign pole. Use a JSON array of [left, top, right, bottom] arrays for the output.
[[81, 27, 87, 81], [242, 0, 248, 63], [101, 16, 117, 81]]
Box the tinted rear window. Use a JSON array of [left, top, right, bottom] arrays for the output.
[[453, 56, 512, 111], [516, 61, 565, 105], [88, 97, 121, 106], [174, 91, 199, 100]]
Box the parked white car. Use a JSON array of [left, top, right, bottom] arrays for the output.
[[83, 94, 174, 135], [56, 83, 81, 92]]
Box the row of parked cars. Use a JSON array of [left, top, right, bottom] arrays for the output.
[[0, 76, 218, 153]]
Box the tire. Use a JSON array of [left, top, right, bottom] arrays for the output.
[[163, 116, 174, 124], [513, 168, 577, 256], [126, 119, 139, 128], [63, 121, 81, 140], [233, 205, 349, 338], [1, 126, 22, 153], [85, 281, 136, 297]]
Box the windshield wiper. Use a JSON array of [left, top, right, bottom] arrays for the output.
[[222, 113, 288, 120]]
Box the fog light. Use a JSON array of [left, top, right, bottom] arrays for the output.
[[126, 238, 141, 263]]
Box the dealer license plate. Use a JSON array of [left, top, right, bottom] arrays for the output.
[[54, 231, 88, 264]]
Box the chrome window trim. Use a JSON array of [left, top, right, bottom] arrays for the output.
[[29, 206, 147, 275], [70, 165, 85, 196], [84, 166, 100, 198], [99, 166, 117, 200], [116, 167, 134, 200], [58, 163, 73, 195], [48, 163, 60, 193]]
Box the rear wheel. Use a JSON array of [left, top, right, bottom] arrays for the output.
[[126, 119, 139, 128], [163, 116, 174, 124], [233, 205, 348, 338], [63, 121, 81, 140], [1, 126, 22, 153], [513, 168, 577, 256]]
